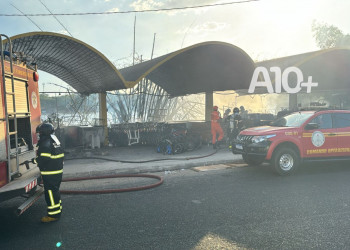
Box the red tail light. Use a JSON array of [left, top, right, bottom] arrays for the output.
[[33, 72, 39, 82]]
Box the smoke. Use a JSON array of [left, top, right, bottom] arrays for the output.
[[214, 91, 287, 115]]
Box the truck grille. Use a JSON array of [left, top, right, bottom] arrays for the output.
[[237, 135, 254, 143]]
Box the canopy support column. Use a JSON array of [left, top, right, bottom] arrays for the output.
[[205, 92, 213, 121], [289, 94, 298, 111], [99, 92, 108, 146]]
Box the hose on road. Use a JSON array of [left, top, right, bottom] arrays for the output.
[[59, 149, 220, 194], [64, 149, 219, 164], [60, 173, 163, 195]]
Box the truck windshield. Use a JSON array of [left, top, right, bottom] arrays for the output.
[[271, 112, 314, 127]]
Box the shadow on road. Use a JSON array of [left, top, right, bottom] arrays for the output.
[[233, 160, 350, 177]]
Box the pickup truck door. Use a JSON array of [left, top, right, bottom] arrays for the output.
[[301, 113, 338, 158], [333, 113, 350, 156]]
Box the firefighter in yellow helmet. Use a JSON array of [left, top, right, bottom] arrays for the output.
[[32, 123, 64, 223]]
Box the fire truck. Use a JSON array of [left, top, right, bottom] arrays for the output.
[[0, 35, 42, 215]]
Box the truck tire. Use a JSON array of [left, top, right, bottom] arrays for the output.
[[272, 147, 300, 175], [242, 154, 264, 166]]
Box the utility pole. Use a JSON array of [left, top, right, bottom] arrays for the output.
[[151, 33, 156, 60], [133, 14, 136, 66]]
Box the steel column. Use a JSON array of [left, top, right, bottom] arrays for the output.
[[205, 92, 213, 121], [289, 94, 298, 111], [99, 92, 108, 146]]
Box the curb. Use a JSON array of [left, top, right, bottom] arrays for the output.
[[62, 157, 243, 179]]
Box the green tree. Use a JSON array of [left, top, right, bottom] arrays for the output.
[[312, 20, 349, 49]]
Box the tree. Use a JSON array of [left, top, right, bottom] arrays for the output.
[[312, 20, 349, 49]]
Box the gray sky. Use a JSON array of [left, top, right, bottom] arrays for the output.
[[1, 0, 349, 93]]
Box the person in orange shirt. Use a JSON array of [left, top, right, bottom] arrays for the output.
[[211, 106, 224, 149]]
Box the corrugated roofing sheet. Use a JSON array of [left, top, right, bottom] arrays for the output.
[[120, 41, 256, 97], [255, 47, 350, 93], [6, 33, 256, 97], [6, 32, 127, 94], [8, 32, 348, 97]]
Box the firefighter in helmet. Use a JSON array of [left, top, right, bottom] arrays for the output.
[[228, 107, 243, 147], [32, 123, 64, 223], [211, 106, 224, 149]]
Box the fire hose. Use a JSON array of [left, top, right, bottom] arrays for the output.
[[15, 148, 222, 216], [20, 149, 219, 195], [60, 174, 164, 194], [64, 148, 219, 164], [58, 149, 219, 194]]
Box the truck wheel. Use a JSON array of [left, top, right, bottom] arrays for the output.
[[272, 147, 300, 175], [242, 154, 264, 166]]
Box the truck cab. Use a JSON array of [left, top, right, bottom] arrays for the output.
[[232, 110, 350, 175]]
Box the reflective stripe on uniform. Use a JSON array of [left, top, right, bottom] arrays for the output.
[[48, 203, 61, 209], [51, 154, 64, 159], [41, 169, 63, 175], [48, 210, 61, 215], [40, 153, 64, 159], [48, 190, 55, 206]]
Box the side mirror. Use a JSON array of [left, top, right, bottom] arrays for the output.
[[305, 123, 319, 130]]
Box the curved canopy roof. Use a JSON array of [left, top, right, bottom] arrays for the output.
[[6, 32, 128, 93], [5, 32, 256, 96], [5, 32, 350, 97], [256, 47, 350, 93], [120, 41, 256, 97]]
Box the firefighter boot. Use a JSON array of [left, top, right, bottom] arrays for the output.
[[41, 216, 59, 223]]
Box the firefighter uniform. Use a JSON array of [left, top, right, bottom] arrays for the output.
[[33, 123, 64, 223], [228, 108, 243, 146], [211, 106, 224, 148]]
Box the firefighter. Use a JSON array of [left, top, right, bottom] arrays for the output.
[[211, 106, 224, 149], [240, 106, 248, 119], [228, 107, 243, 147], [32, 123, 64, 223], [223, 108, 231, 119]]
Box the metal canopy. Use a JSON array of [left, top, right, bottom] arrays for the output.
[[120, 41, 256, 97], [7, 32, 128, 94], [6, 33, 256, 96], [256, 47, 350, 93], [5, 32, 350, 97]]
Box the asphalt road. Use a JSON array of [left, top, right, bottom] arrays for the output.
[[1, 161, 350, 250]]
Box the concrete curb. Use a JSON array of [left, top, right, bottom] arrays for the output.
[[62, 157, 243, 179]]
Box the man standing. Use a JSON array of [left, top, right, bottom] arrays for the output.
[[32, 123, 64, 223], [211, 106, 224, 149], [228, 107, 243, 147]]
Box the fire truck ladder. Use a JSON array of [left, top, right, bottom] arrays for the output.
[[0, 34, 20, 182]]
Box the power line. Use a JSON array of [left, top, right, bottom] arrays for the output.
[[107, 91, 171, 97], [1, 0, 260, 16], [39, 91, 77, 94], [38, 0, 74, 37], [10, 3, 43, 31]]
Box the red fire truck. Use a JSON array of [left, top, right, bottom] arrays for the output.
[[0, 35, 42, 215], [232, 109, 350, 175]]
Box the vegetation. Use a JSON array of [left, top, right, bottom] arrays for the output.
[[312, 20, 350, 49]]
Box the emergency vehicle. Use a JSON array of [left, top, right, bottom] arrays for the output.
[[232, 109, 350, 175], [0, 35, 42, 214]]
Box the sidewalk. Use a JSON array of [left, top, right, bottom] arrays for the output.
[[63, 145, 243, 179]]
